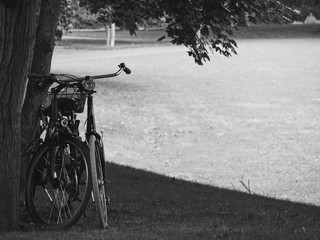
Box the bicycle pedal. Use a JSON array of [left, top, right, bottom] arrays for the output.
[[104, 180, 111, 184]]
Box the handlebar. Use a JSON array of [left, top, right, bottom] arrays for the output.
[[85, 63, 131, 81], [28, 62, 131, 83], [119, 63, 131, 75]]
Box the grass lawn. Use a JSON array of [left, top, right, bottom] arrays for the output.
[[4, 163, 320, 239], [1, 24, 320, 239]]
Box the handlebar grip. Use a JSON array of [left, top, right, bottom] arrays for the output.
[[118, 63, 131, 75], [124, 67, 131, 74]]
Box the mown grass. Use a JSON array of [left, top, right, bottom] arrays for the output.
[[2, 163, 320, 239]]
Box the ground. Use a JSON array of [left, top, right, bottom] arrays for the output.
[[2, 26, 320, 239], [52, 38, 320, 205]]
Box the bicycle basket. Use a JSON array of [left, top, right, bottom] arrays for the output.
[[42, 86, 87, 115]]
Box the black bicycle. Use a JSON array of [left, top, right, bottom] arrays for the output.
[[25, 63, 131, 229]]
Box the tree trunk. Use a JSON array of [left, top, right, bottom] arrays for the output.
[[110, 23, 116, 47], [105, 23, 111, 46], [20, 0, 61, 203], [0, 0, 39, 232], [105, 23, 116, 47], [238, 9, 248, 27]]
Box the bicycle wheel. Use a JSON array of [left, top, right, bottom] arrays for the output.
[[25, 135, 91, 230], [89, 134, 108, 229]]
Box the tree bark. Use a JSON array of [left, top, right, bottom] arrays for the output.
[[238, 9, 248, 27], [0, 0, 39, 232], [110, 23, 116, 47], [105, 23, 116, 47], [105, 23, 111, 46], [20, 0, 61, 203]]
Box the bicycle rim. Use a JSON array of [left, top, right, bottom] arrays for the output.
[[89, 135, 108, 229], [26, 136, 91, 230]]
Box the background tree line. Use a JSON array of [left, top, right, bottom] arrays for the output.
[[55, 0, 320, 33]]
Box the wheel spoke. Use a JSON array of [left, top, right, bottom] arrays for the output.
[[43, 186, 53, 203]]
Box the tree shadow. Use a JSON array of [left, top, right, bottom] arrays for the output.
[[78, 162, 320, 239], [13, 162, 320, 239]]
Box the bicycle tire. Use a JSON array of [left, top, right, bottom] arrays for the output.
[[25, 135, 91, 230], [89, 135, 108, 229]]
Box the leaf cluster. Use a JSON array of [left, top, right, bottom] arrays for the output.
[[58, 0, 75, 32], [279, 0, 320, 19], [79, 0, 298, 64]]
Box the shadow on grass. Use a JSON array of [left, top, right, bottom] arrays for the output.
[[3, 162, 320, 239], [108, 163, 320, 239], [84, 163, 320, 239]]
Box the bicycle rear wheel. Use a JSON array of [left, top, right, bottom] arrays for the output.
[[89, 134, 108, 229], [25, 135, 91, 230]]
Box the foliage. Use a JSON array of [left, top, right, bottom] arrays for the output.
[[279, 0, 320, 20], [96, 6, 113, 26], [72, 4, 99, 28], [57, 0, 74, 33], [79, 0, 297, 64]]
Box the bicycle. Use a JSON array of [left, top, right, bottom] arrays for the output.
[[83, 63, 130, 228], [25, 63, 131, 229]]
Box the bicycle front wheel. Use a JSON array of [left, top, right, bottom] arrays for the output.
[[25, 135, 91, 230], [89, 134, 108, 229]]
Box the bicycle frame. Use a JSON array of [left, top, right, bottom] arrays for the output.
[[85, 88, 107, 180], [48, 83, 69, 180], [84, 64, 130, 141]]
